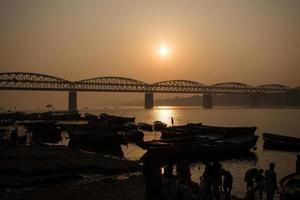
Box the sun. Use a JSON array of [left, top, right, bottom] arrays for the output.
[[158, 45, 170, 58]]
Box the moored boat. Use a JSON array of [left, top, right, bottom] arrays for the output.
[[138, 122, 153, 131], [20, 120, 62, 144], [23, 111, 82, 121], [153, 121, 167, 131], [66, 126, 125, 157], [140, 134, 258, 159], [84, 113, 99, 122], [187, 123, 257, 136], [263, 133, 300, 150], [161, 123, 256, 139], [119, 129, 144, 143], [280, 172, 300, 200], [99, 113, 135, 124]]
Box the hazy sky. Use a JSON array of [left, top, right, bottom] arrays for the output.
[[0, 0, 299, 109]]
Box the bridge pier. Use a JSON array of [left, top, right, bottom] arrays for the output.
[[203, 93, 212, 108], [68, 91, 77, 112], [249, 93, 259, 108], [144, 92, 154, 109]]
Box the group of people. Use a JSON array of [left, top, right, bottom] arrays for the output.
[[142, 152, 233, 200], [142, 151, 285, 200], [244, 162, 279, 200], [200, 161, 232, 200]]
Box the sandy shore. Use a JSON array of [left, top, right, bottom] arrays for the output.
[[0, 143, 144, 200], [1, 174, 247, 200], [0, 144, 140, 187], [1, 174, 145, 200]]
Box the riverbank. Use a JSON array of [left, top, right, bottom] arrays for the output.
[[0, 143, 246, 200], [0, 143, 143, 199], [1, 174, 145, 200], [1, 174, 247, 200], [0, 144, 140, 188]]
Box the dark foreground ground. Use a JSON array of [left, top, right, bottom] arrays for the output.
[[0, 144, 246, 200], [1, 175, 246, 200], [1, 175, 145, 200], [0, 144, 143, 200]]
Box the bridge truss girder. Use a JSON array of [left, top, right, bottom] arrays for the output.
[[0, 72, 299, 94]]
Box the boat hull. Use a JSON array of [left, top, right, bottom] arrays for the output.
[[141, 135, 258, 159], [263, 133, 300, 150], [280, 173, 300, 200], [161, 124, 257, 139], [67, 127, 124, 157]]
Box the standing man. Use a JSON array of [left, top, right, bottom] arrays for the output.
[[222, 169, 233, 200], [10, 128, 18, 147], [211, 161, 222, 200], [265, 162, 279, 200], [142, 152, 155, 200], [171, 117, 174, 126], [142, 152, 162, 200]]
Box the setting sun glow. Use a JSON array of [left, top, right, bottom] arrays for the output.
[[158, 45, 170, 58]]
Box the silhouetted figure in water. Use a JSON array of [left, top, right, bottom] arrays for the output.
[[171, 117, 174, 126], [253, 169, 265, 200], [296, 155, 300, 172], [265, 163, 279, 200], [212, 161, 222, 200], [221, 169, 233, 200], [162, 163, 177, 200], [10, 128, 17, 147], [200, 162, 213, 200], [142, 152, 162, 200]]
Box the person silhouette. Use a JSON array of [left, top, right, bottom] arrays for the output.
[[254, 169, 265, 200], [221, 169, 233, 200], [265, 162, 279, 200], [10, 128, 18, 147]]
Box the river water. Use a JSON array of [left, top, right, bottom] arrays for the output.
[[81, 106, 300, 198]]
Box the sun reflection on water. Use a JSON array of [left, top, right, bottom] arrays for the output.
[[154, 106, 175, 126]]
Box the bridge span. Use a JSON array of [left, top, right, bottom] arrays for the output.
[[0, 72, 299, 110]]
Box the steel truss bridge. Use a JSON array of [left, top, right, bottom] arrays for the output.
[[0, 72, 299, 110]]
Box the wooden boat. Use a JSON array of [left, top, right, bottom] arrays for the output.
[[140, 134, 222, 149], [153, 121, 167, 131], [161, 123, 256, 139], [280, 172, 300, 200], [23, 111, 82, 121], [0, 111, 25, 121], [119, 129, 144, 142], [84, 113, 99, 122], [188, 123, 257, 136], [161, 126, 222, 139], [20, 121, 62, 144], [67, 126, 125, 144], [263, 133, 300, 150], [0, 119, 15, 126], [66, 126, 124, 157], [140, 134, 258, 158], [62, 122, 138, 133], [138, 122, 153, 131], [99, 113, 135, 124]]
